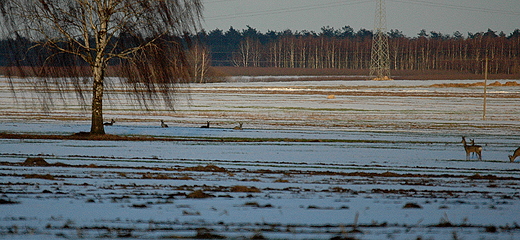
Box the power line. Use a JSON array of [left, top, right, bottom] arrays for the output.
[[204, 0, 372, 21], [390, 0, 520, 16], [204, 0, 240, 4], [205, 0, 520, 21]]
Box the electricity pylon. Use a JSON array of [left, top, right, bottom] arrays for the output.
[[369, 0, 392, 80]]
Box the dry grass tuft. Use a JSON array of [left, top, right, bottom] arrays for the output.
[[24, 174, 56, 180], [430, 81, 519, 88], [0, 199, 20, 204], [402, 202, 423, 209], [230, 185, 261, 193], [186, 190, 214, 199], [23, 157, 49, 166], [182, 164, 228, 172], [194, 228, 225, 239]]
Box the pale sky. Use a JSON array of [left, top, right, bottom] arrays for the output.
[[202, 0, 520, 37]]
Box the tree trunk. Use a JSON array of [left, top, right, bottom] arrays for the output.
[[90, 6, 108, 135], [90, 64, 105, 135]]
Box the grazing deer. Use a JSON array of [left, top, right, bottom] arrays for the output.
[[103, 119, 115, 126], [233, 122, 243, 130], [509, 147, 520, 163], [461, 136, 482, 160], [200, 121, 210, 128], [160, 120, 169, 128]]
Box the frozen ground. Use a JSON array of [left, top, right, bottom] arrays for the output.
[[1, 77, 520, 239]]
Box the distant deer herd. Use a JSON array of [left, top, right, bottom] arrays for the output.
[[102, 119, 519, 163], [104, 119, 246, 132]]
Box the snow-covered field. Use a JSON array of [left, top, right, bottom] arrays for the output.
[[1, 77, 520, 239]]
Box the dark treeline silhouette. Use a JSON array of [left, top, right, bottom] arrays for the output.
[[2, 26, 520, 76], [0, 34, 208, 79], [195, 26, 520, 75]]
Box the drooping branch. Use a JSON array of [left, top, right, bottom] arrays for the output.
[[0, 0, 203, 134], [0, 0, 203, 109]]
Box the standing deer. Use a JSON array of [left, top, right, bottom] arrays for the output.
[[509, 147, 520, 163], [461, 136, 482, 160], [469, 139, 477, 157]]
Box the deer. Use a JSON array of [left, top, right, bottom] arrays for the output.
[[233, 122, 243, 130], [103, 119, 115, 126], [160, 120, 169, 128], [469, 139, 477, 157], [461, 136, 482, 160], [509, 147, 520, 163], [200, 121, 210, 128]]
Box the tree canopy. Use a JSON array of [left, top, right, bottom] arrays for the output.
[[0, 0, 203, 134]]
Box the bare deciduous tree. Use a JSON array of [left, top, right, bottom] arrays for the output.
[[188, 43, 211, 83], [0, 0, 203, 134]]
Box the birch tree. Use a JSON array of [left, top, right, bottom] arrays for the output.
[[188, 43, 211, 83], [0, 0, 203, 134]]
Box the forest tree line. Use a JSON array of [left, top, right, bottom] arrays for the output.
[[1, 26, 520, 82], [197, 26, 520, 76]]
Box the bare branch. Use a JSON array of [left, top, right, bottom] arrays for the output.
[[0, 0, 203, 134]]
